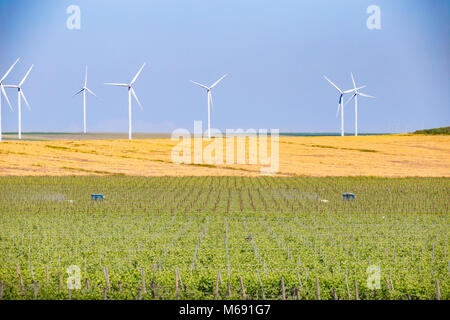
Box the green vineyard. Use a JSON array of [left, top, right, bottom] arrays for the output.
[[0, 176, 448, 300]]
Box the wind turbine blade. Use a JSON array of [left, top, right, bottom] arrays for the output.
[[84, 65, 88, 87], [210, 74, 227, 89], [189, 80, 209, 90], [336, 102, 340, 118], [73, 88, 84, 96], [104, 83, 129, 87], [21, 91, 31, 111], [1, 86, 13, 111], [131, 88, 143, 110], [19, 64, 34, 87], [86, 87, 98, 98], [343, 85, 366, 94], [1, 57, 20, 82], [350, 72, 356, 90], [324, 75, 342, 93], [131, 62, 146, 85], [358, 93, 376, 98], [345, 94, 356, 105]]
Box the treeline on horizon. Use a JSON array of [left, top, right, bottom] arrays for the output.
[[413, 126, 450, 135]]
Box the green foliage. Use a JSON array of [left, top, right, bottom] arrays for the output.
[[0, 176, 448, 300], [413, 127, 450, 135]]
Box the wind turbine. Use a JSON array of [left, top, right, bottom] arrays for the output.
[[324, 75, 364, 136], [105, 63, 146, 140], [345, 72, 375, 136], [0, 58, 20, 142], [74, 66, 98, 134], [190, 74, 227, 138], [4, 64, 33, 140]]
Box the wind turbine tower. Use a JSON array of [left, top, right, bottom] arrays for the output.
[[190, 74, 227, 138], [324, 75, 364, 136], [346, 72, 375, 136], [5, 64, 34, 140], [0, 58, 20, 142], [74, 66, 98, 134], [105, 63, 146, 140]]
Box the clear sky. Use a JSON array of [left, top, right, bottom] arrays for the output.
[[0, 0, 448, 133]]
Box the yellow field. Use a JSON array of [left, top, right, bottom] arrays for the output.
[[0, 134, 449, 177]]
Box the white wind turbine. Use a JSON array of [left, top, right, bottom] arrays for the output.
[[345, 72, 375, 136], [4, 64, 34, 140], [105, 63, 146, 140], [324, 75, 365, 136], [74, 66, 98, 134], [190, 74, 227, 138], [0, 58, 20, 142]]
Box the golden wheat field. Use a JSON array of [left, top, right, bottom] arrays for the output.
[[0, 134, 449, 177]]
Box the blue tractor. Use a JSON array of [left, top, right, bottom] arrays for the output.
[[342, 193, 356, 201], [91, 194, 105, 201]]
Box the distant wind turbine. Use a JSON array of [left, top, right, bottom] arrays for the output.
[[4, 64, 34, 140], [74, 66, 98, 134], [345, 72, 375, 136], [0, 58, 20, 142], [190, 74, 227, 138], [105, 63, 146, 140], [324, 75, 365, 136]]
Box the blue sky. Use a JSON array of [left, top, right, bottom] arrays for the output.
[[0, 0, 448, 133]]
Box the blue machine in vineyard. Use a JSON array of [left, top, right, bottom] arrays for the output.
[[342, 193, 356, 201], [91, 194, 104, 201]]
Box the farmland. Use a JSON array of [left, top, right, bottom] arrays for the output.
[[0, 176, 448, 300], [0, 134, 449, 177]]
